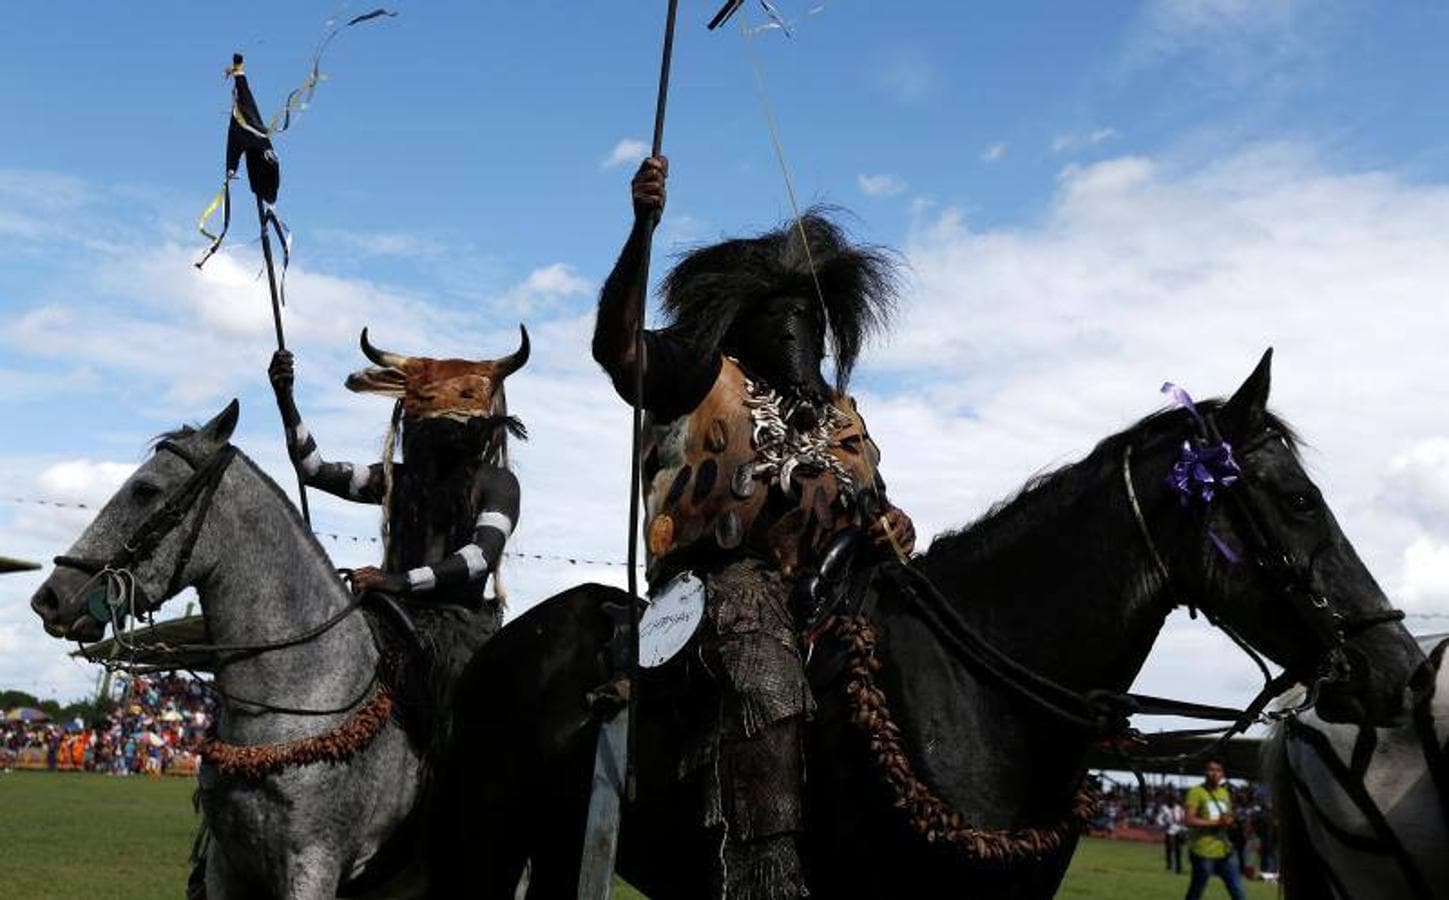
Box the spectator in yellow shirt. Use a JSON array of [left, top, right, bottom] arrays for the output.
[[1183, 757, 1247, 900]]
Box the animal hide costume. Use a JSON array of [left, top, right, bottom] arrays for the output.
[[271, 326, 530, 674], [596, 208, 906, 899]]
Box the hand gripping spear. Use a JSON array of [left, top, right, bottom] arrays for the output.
[[576, 0, 739, 895]]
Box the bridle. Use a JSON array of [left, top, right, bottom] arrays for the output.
[[1128, 408, 1405, 676], [53, 438, 372, 717], [869, 393, 1409, 757], [1118, 398, 1406, 753], [54, 439, 239, 651]]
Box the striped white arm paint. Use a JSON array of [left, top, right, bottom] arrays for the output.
[[475, 510, 514, 537], [346, 463, 372, 499], [458, 543, 488, 577], [298, 447, 323, 477]]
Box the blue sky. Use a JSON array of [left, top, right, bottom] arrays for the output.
[[3, 1, 1449, 713]]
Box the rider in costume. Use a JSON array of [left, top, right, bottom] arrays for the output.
[[183, 331, 529, 900], [268, 326, 530, 648], [593, 156, 915, 898]]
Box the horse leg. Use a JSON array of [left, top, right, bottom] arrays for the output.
[[203, 844, 261, 900], [521, 740, 594, 900], [275, 845, 344, 900]]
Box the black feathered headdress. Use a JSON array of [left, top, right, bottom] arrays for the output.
[[658, 210, 899, 392]]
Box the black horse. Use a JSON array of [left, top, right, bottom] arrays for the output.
[[428, 352, 1428, 899]]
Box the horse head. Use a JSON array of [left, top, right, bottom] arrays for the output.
[[1147, 351, 1428, 727], [30, 400, 241, 643]]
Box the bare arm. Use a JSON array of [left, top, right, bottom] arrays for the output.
[[592, 156, 667, 400], [268, 350, 387, 503]]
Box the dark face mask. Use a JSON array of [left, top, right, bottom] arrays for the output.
[[402, 416, 492, 470], [726, 295, 830, 406]]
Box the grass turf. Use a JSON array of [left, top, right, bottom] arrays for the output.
[[0, 771, 1276, 898]]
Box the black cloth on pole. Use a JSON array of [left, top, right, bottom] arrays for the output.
[[226, 72, 280, 205]]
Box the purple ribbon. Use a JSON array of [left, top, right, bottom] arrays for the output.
[[1168, 440, 1240, 506], [1161, 383, 1243, 563]]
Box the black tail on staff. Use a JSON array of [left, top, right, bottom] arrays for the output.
[[201, 54, 311, 524]]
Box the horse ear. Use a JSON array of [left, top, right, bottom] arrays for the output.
[[1219, 349, 1272, 437], [199, 399, 241, 445]]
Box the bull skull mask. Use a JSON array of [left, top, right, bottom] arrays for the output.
[[345, 324, 531, 421]]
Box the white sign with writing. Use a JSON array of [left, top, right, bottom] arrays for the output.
[[639, 572, 706, 668]]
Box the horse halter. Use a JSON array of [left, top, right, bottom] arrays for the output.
[[55, 439, 238, 629]]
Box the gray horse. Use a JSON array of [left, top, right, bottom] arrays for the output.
[[31, 401, 427, 899], [1270, 633, 1448, 900]]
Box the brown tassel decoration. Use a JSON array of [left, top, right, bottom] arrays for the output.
[[830, 615, 1097, 865], [200, 686, 393, 779]]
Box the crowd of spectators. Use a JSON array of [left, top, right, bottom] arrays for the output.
[[1088, 777, 1277, 883], [1, 674, 214, 777]]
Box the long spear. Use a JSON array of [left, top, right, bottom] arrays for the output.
[[577, 2, 686, 896]]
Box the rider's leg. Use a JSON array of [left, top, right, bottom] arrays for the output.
[[703, 558, 814, 899]]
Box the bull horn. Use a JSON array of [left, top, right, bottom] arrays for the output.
[[359, 327, 409, 369], [496, 324, 531, 378]]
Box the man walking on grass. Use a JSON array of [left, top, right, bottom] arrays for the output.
[[1184, 757, 1247, 900]]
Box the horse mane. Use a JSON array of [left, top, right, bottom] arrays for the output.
[[149, 425, 197, 447], [919, 400, 1300, 577]]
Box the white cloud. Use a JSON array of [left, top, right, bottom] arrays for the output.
[[311, 228, 445, 260], [659, 214, 712, 250], [1123, 0, 1318, 82], [877, 54, 936, 103], [1401, 537, 1449, 611], [37, 460, 136, 502], [497, 263, 592, 314], [981, 142, 1008, 163], [1382, 438, 1449, 533], [1142, 0, 1301, 42], [600, 138, 649, 170], [1051, 127, 1119, 155], [857, 173, 907, 198]]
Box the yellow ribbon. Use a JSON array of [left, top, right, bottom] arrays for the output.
[[197, 182, 228, 241], [879, 514, 910, 563], [194, 178, 231, 269]]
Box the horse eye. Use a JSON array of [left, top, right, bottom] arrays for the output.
[[131, 482, 162, 501], [1284, 491, 1315, 513]]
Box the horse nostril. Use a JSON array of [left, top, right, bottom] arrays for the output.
[[31, 586, 59, 616]]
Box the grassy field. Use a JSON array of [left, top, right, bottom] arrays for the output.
[[0, 771, 1276, 898]]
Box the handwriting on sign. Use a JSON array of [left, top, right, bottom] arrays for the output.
[[641, 610, 695, 640]]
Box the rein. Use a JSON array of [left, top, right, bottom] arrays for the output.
[[832, 409, 1413, 864], [57, 439, 386, 760]]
